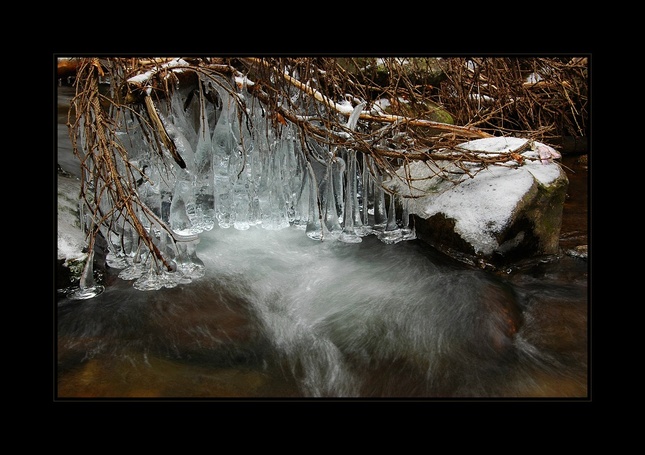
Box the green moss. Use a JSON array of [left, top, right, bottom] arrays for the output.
[[64, 258, 86, 284], [525, 170, 569, 254]]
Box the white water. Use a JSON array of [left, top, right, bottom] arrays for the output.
[[58, 221, 587, 397], [171, 224, 542, 397]]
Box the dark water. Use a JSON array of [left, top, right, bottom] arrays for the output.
[[55, 84, 589, 400]]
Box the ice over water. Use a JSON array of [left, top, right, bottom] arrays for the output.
[[100, 79, 424, 293], [97, 76, 566, 291]]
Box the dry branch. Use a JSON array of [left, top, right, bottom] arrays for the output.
[[64, 56, 587, 276], [242, 57, 492, 140]]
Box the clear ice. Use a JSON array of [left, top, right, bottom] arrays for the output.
[[91, 78, 417, 290]]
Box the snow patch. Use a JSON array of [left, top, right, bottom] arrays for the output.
[[388, 136, 565, 255]]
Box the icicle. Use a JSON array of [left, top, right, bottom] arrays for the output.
[[361, 153, 373, 230], [292, 147, 310, 230], [193, 78, 215, 232], [305, 161, 330, 241], [268, 147, 291, 230], [230, 148, 252, 231], [66, 246, 104, 300], [102, 223, 129, 270], [132, 226, 163, 291], [243, 96, 265, 227], [331, 151, 345, 224], [174, 238, 205, 280], [230, 88, 260, 230], [400, 196, 416, 240], [377, 192, 403, 244], [212, 84, 236, 229], [292, 176, 310, 229], [281, 130, 302, 224], [121, 224, 137, 259], [133, 258, 164, 291], [252, 117, 289, 231], [372, 169, 388, 231], [340, 102, 369, 239], [168, 83, 199, 149], [169, 178, 195, 235], [158, 229, 176, 263], [321, 155, 343, 239], [118, 236, 146, 281], [338, 148, 362, 243], [351, 152, 371, 237], [231, 185, 252, 230]]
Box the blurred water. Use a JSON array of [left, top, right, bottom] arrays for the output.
[[56, 84, 588, 399]]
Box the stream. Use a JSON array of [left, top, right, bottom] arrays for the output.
[[55, 84, 589, 400]]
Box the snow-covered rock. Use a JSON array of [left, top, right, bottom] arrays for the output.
[[386, 137, 569, 269]]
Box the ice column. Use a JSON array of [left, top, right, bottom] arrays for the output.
[[211, 82, 236, 228], [229, 139, 253, 231], [360, 153, 373, 232], [169, 177, 194, 235], [305, 161, 330, 240], [400, 196, 416, 240], [372, 168, 388, 231], [291, 140, 310, 230], [338, 148, 362, 243], [320, 155, 344, 239], [377, 191, 403, 244], [66, 245, 105, 300], [193, 78, 216, 232], [281, 130, 305, 225]]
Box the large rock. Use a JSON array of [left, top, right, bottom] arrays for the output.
[[386, 137, 568, 269]]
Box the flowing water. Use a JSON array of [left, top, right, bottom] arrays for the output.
[[55, 84, 589, 400]]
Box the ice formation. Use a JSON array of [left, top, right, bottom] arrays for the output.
[[67, 75, 563, 295], [77, 76, 418, 294]]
